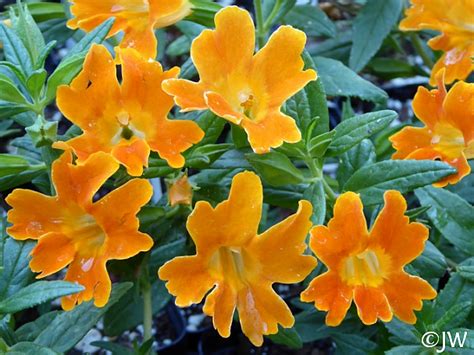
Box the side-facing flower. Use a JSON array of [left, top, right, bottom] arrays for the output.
[[301, 191, 437, 326], [158, 171, 317, 346], [399, 0, 474, 84], [168, 174, 193, 206], [390, 72, 474, 187], [6, 151, 154, 310], [68, 0, 192, 59], [54, 44, 204, 176], [162, 6, 317, 154]]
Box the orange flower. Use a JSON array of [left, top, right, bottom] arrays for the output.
[[158, 171, 317, 346], [54, 44, 204, 176], [68, 0, 192, 59], [6, 151, 154, 310], [301, 191, 437, 326], [168, 174, 193, 206], [390, 72, 474, 187], [162, 6, 317, 154], [399, 0, 474, 84]]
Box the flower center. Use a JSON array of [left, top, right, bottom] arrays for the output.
[[340, 248, 390, 287], [432, 122, 466, 158], [210, 247, 251, 289], [71, 214, 106, 257], [238, 91, 256, 118], [112, 111, 145, 143]]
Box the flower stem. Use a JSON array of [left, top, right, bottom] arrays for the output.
[[263, 0, 282, 30], [254, 0, 265, 49], [322, 178, 337, 201], [409, 32, 434, 69], [143, 281, 153, 343]]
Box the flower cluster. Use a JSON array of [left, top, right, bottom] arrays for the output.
[[6, 0, 473, 348]]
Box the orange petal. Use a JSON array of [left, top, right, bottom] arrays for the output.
[[241, 111, 302, 154], [61, 256, 111, 310], [443, 80, 474, 143], [53, 134, 111, 163], [203, 283, 236, 338], [6, 190, 63, 240], [309, 192, 368, 269], [205, 91, 243, 125], [300, 271, 353, 326], [390, 126, 433, 159], [412, 85, 444, 129], [186, 171, 262, 251], [168, 175, 193, 206], [147, 119, 204, 168], [251, 25, 317, 109], [56, 44, 121, 137], [149, 0, 191, 28], [430, 46, 474, 85], [52, 151, 119, 207], [111, 138, 150, 176], [119, 20, 157, 60], [30, 232, 75, 278], [383, 271, 437, 324], [433, 153, 471, 187], [353, 286, 392, 325], [158, 256, 216, 307], [161, 79, 207, 111], [191, 6, 254, 86], [237, 282, 294, 346], [248, 200, 317, 283], [369, 190, 429, 269]]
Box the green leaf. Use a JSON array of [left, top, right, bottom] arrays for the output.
[[193, 111, 226, 146], [186, 143, 232, 169], [284, 5, 336, 37], [7, 342, 58, 355], [313, 56, 388, 104], [246, 151, 305, 186], [303, 180, 326, 225], [0, 281, 83, 314], [308, 130, 335, 158], [411, 241, 447, 279], [458, 263, 474, 282], [327, 110, 397, 156], [349, 0, 403, 72], [285, 52, 329, 138], [0, 154, 31, 177], [384, 318, 421, 346], [267, 326, 303, 349], [432, 301, 472, 331], [15, 311, 60, 342], [0, 74, 30, 105], [0, 23, 33, 74], [0, 239, 34, 299], [9, 2, 46, 67], [386, 345, 431, 355], [34, 283, 132, 353], [26, 69, 47, 101], [332, 333, 378, 355], [344, 160, 456, 205], [337, 139, 376, 187], [415, 187, 474, 255], [45, 18, 115, 103]]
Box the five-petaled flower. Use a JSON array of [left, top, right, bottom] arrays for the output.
[[162, 6, 317, 154], [301, 191, 437, 326], [158, 171, 317, 346], [68, 0, 192, 59], [399, 0, 474, 85], [54, 44, 204, 176], [6, 151, 154, 310], [390, 72, 474, 187]]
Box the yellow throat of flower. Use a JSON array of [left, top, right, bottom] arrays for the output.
[[340, 248, 391, 287]]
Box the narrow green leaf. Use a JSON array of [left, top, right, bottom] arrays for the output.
[[411, 241, 447, 279], [0, 23, 33, 74], [285, 5, 336, 37], [0, 74, 29, 104], [0, 154, 31, 177], [0, 281, 83, 314], [349, 0, 403, 72], [344, 160, 456, 205], [327, 110, 397, 156], [65, 18, 114, 59], [7, 342, 58, 355], [308, 130, 335, 158], [26, 69, 47, 100], [267, 326, 303, 349], [15, 311, 60, 342], [432, 301, 472, 331], [303, 180, 326, 225], [246, 151, 305, 186], [34, 283, 132, 353], [313, 56, 388, 104], [337, 139, 376, 187], [0, 239, 34, 298], [415, 187, 474, 255]]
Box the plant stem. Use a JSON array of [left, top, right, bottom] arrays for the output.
[[322, 178, 337, 201], [253, 0, 265, 49], [143, 281, 153, 343], [409, 33, 434, 69], [304, 156, 338, 201], [263, 0, 282, 30]]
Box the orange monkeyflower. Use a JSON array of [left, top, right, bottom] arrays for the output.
[[54, 44, 204, 176], [6, 151, 154, 310], [168, 174, 193, 206], [301, 191, 437, 326], [399, 0, 474, 84], [390, 72, 474, 187], [159, 171, 317, 346], [162, 6, 317, 154], [68, 0, 192, 59]]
